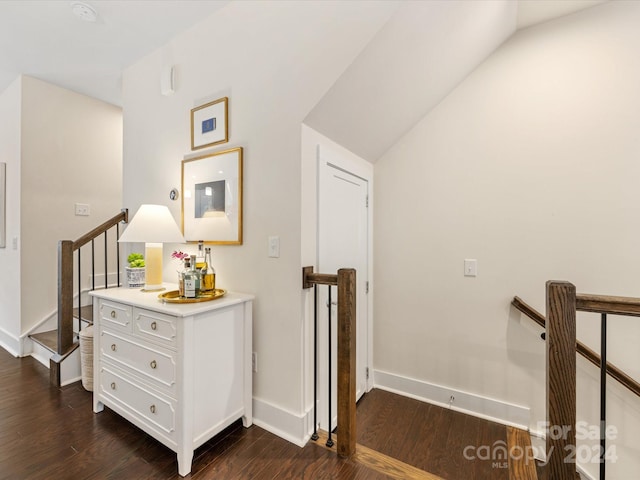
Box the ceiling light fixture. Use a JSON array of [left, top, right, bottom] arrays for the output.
[[70, 2, 98, 23]]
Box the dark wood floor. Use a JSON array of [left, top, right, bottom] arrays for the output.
[[355, 390, 510, 479], [0, 347, 522, 479]]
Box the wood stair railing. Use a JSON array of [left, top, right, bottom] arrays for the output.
[[303, 266, 356, 458], [514, 284, 640, 480], [51, 209, 128, 385], [512, 296, 640, 397]]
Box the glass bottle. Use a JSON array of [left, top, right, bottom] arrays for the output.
[[183, 257, 200, 298], [191, 254, 201, 295], [178, 258, 189, 297], [202, 247, 216, 292], [195, 241, 207, 271]]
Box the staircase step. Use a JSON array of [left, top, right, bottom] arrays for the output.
[[29, 304, 92, 355], [30, 330, 78, 354], [74, 304, 93, 325], [30, 330, 57, 352], [507, 426, 538, 480]]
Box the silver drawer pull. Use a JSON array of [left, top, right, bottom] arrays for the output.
[[150, 405, 156, 414], [111, 344, 117, 352], [110, 382, 116, 390], [151, 321, 157, 331], [150, 360, 157, 369], [110, 310, 116, 318]]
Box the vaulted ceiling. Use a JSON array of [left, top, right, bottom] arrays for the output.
[[0, 0, 606, 160], [305, 0, 607, 161]]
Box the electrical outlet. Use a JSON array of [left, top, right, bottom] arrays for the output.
[[75, 203, 90, 216], [252, 352, 257, 372]]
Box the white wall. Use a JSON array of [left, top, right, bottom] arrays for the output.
[[121, 0, 396, 439], [0, 77, 22, 354], [374, 1, 640, 477], [19, 76, 123, 337]]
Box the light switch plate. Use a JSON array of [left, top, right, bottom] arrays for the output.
[[268, 236, 280, 258], [75, 203, 90, 216], [464, 259, 477, 277]]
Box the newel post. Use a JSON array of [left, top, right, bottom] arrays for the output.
[[57, 240, 75, 355], [337, 268, 356, 458], [545, 281, 577, 480]]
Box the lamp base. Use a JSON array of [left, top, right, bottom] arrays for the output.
[[141, 284, 166, 292]]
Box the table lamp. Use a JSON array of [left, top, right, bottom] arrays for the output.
[[118, 204, 185, 291]]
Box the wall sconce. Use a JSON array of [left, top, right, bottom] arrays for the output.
[[161, 65, 175, 96]]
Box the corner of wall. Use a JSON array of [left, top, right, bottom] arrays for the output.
[[0, 325, 21, 357], [0, 75, 23, 345], [252, 396, 313, 448]]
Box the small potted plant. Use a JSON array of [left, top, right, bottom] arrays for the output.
[[126, 253, 145, 288]]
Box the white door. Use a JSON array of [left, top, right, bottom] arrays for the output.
[[317, 147, 369, 432]]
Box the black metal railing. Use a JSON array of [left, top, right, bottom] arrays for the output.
[[599, 312, 607, 479], [513, 290, 640, 480], [57, 209, 128, 356], [303, 266, 356, 458]]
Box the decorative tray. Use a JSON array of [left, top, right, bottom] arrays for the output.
[[158, 289, 226, 303]]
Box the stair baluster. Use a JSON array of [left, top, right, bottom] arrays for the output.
[[303, 266, 356, 458], [514, 288, 640, 480], [49, 209, 128, 386], [326, 285, 334, 448]]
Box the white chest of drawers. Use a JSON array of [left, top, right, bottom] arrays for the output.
[[89, 287, 253, 476]]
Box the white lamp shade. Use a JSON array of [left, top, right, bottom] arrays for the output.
[[118, 204, 185, 244]]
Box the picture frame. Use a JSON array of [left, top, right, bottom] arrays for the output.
[[181, 147, 243, 245], [0, 163, 5, 248], [190, 97, 228, 150]]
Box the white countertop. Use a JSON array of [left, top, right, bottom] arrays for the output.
[[89, 284, 254, 317]]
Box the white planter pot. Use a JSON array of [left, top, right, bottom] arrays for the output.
[[125, 267, 145, 288]]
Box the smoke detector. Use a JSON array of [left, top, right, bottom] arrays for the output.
[[70, 2, 98, 23]]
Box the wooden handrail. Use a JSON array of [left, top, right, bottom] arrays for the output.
[[303, 266, 356, 458], [56, 209, 128, 366], [513, 296, 640, 398], [73, 209, 128, 249], [302, 267, 338, 288], [518, 285, 640, 479], [512, 296, 545, 329], [576, 293, 640, 317]]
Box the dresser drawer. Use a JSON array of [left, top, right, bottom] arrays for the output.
[[99, 365, 176, 438], [100, 329, 177, 390], [133, 308, 177, 348], [99, 300, 132, 332]]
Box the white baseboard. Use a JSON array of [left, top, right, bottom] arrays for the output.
[[0, 326, 20, 357], [374, 369, 530, 430], [252, 397, 312, 447], [30, 341, 52, 367], [252, 372, 531, 450]]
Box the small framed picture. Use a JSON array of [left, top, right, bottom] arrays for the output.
[[190, 97, 228, 150], [181, 147, 243, 244]]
